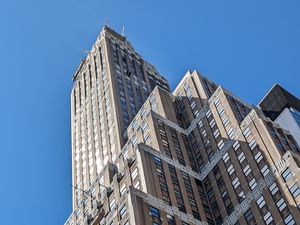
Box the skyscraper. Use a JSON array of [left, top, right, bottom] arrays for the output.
[[69, 25, 169, 208], [64, 27, 300, 225]]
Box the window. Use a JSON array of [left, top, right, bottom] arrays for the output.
[[167, 214, 175, 225], [218, 107, 225, 116], [218, 140, 224, 150], [261, 165, 270, 177], [254, 151, 263, 163], [198, 120, 203, 128], [209, 119, 216, 128], [232, 177, 240, 189], [238, 191, 245, 202], [213, 129, 220, 139], [202, 130, 207, 138], [132, 120, 138, 130], [282, 168, 293, 182], [109, 198, 116, 210], [244, 209, 254, 222], [131, 167, 138, 180], [227, 127, 234, 138], [249, 178, 257, 190], [206, 109, 212, 118], [289, 183, 300, 198], [120, 183, 126, 196], [263, 211, 273, 225], [131, 135, 138, 147], [243, 164, 251, 176], [269, 182, 279, 195], [213, 97, 221, 105], [191, 101, 196, 109], [256, 196, 265, 209], [223, 152, 229, 163], [249, 139, 257, 150], [277, 143, 284, 151], [119, 205, 127, 219], [150, 206, 160, 218], [222, 117, 229, 126], [134, 180, 140, 189], [238, 152, 245, 163], [276, 198, 286, 211], [243, 127, 251, 138], [233, 140, 240, 151], [227, 164, 235, 175], [284, 214, 295, 225]]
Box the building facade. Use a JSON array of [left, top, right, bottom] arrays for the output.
[[259, 84, 300, 146], [64, 27, 300, 225]]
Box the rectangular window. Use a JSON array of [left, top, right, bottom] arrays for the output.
[[119, 205, 127, 219], [131, 167, 138, 180], [227, 127, 234, 138], [261, 165, 270, 177], [213, 129, 220, 139], [269, 182, 279, 195], [222, 117, 229, 126], [249, 178, 257, 190], [243, 164, 251, 176], [256, 196, 265, 209], [238, 152, 245, 163], [233, 140, 240, 151], [284, 214, 295, 225], [218, 140, 224, 150], [120, 183, 126, 196], [109, 198, 116, 210], [244, 209, 254, 222], [150, 206, 160, 218], [289, 183, 300, 198], [249, 139, 257, 150], [209, 119, 216, 128], [227, 164, 235, 175], [134, 180, 140, 189], [223, 152, 229, 163], [263, 212, 273, 225], [254, 151, 263, 163], [167, 214, 175, 225], [276, 198, 286, 211], [243, 127, 251, 138], [232, 177, 240, 189], [206, 109, 212, 118], [215, 98, 221, 106], [282, 168, 293, 182]]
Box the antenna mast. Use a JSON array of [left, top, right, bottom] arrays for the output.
[[121, 26, 125, 37]]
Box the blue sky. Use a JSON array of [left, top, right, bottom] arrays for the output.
[[0, 1, 299, 224]]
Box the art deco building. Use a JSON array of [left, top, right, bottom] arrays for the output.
[[69, 25, 169, 208], [64, 26, 300, 225]]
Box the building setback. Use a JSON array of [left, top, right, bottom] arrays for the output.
[[64, 26, 300, 225]]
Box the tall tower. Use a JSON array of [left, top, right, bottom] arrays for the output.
[[65, 27, 300, 225], [69, 26, 169, 211]]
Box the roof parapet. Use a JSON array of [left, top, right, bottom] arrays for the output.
[[101, 25, 126, 42]]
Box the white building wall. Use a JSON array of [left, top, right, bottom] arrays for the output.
[[275, 108, 300, 146]]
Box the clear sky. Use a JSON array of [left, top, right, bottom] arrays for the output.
[[0, 1, 299, 224]]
